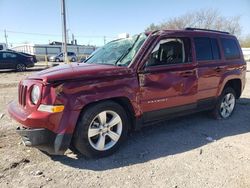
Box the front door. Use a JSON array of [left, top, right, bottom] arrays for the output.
[[1, 52, 17, 69], [139, 37, 198, 122], [0, 52, 4, 69]]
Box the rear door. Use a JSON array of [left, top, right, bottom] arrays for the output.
[[194, 37, 222, 101]]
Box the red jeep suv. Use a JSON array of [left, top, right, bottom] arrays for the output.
[[8, 28, 246, 158]]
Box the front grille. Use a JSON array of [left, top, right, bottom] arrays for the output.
[[18, 84, 27, 107]]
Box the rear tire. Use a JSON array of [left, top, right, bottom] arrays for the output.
[[72, 101, 129, 158], [212, 87, 236, 119], [16, 63, 26, 72]]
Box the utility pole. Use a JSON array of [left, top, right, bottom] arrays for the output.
[[61, 0, 68, 63], [4, 29, 8, 48], [66, 29, 70, 44], [72, 33, 75, 44]]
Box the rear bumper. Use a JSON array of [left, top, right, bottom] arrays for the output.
[[26, 63, 35, 68], [17, 126, 72, 155]]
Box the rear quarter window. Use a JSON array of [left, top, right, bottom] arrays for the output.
[[221, 38, 240, 60]]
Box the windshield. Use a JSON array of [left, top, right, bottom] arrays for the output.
[[85, 33, 147, 66]]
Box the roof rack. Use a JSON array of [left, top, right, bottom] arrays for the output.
[[185, 27, 230, 34]]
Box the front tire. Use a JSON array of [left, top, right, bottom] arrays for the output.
[[72, 101, 129, 158], [212, 87, 236, 119]]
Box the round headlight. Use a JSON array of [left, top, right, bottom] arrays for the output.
[[31, 85, 40, 104]]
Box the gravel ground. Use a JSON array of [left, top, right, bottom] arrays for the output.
[[0, 65, 250, 188]]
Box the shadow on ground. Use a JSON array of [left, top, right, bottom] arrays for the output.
[[51, 98, 250, 171]]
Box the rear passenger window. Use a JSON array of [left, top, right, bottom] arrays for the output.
[[2, 53, 17, 59], [194, 38, 213, 61], [221, 38, 240, 60], [194, 37, 222, 61]]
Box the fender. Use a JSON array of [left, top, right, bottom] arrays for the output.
[[216, 65, 246, 97], [57, 76, 142, 134]]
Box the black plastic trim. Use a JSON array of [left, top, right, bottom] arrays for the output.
[[140, 97, 217, 126], [16, 127, 72, 155]]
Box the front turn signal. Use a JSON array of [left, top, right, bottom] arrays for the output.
[[38, 104, 65, 113]]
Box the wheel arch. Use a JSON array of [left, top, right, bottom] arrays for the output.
[[75, 97, 137, 132], [220, 78, 242, 99]]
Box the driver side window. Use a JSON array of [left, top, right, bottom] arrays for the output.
[[146, 37, 191, 67]]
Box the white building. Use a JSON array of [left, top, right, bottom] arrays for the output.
[[11, 43, 96, 61], [242, 48, 250, 61]]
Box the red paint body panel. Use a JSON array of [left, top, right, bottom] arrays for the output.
[[139, 63, 198, 113], [8, 30, 246, 137]]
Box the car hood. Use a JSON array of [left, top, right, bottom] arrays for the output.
[[27, 63, 133, 83]]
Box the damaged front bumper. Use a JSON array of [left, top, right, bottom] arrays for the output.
[[16, 126, 72, 155]]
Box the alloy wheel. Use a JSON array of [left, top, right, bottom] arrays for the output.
[[88, 110, 123, 151], [220, 93, 235, 118], [16, 64, 26, 72]]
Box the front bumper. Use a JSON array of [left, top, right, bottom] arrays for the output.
[[7, 101, 79, 155], [17, 126, 71, 155]]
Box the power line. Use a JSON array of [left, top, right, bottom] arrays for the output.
[[2, 30, 61, 37]]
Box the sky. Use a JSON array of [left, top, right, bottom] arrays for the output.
[[0, 0, 250, 46]]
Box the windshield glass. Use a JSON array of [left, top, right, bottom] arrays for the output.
[[85, 33, 147, 66]]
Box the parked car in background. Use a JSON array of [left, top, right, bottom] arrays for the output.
[[0, 51, 35, 71], [8, 28, 246, 158], [49, 52, 77, 62], [5, 49, 37, 63]]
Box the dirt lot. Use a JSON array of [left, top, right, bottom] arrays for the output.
[[0, 66, 250, 188]]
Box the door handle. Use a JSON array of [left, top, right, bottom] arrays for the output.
[[180, 70, 195, 77]]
